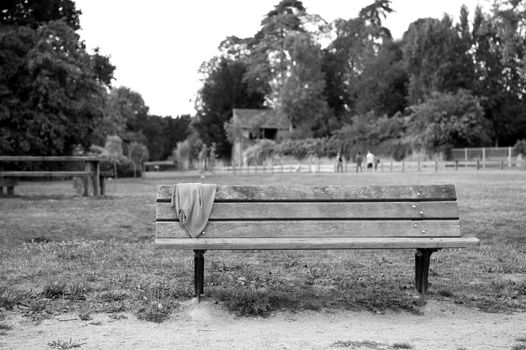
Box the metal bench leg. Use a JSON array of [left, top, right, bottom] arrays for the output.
[[415, 248, 438, 294], [194, 250, 205, 301]]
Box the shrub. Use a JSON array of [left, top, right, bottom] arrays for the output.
[[407, 90, 492, 152], [514, 140, 526, 156], [276, 138, 328, 160], [244, 140, 276, 165]]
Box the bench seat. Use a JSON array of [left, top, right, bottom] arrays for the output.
[[156, 236, 480, 250]]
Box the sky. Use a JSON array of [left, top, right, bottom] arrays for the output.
[[75, 0, 490, 118]]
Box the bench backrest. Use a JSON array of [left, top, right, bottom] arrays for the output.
[[156, 184, 460, 240]]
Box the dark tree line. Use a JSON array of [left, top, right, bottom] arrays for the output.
[[2, 0, 525, 160], [194, 0, 526, 159], [1, 0, 191, 159]]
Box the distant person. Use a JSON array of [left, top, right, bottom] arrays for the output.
[[366, 151, 375, 171], [355, 152, 363, 173], [374, 156, 380, 171], [336, 151, 344, 173]]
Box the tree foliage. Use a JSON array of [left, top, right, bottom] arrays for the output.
[[0, 0, 81, 30], [194, 58, 266, 158], [0, 21, 113, 155], [407, 90, 492, 152]]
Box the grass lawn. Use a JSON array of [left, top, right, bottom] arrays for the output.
[[1, 170, 525, 322]]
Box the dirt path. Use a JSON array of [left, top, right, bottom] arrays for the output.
[[1, 300, 525, 350]]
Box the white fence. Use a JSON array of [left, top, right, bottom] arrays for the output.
[[213, 159, 526, 174], [451, 147, 514, 161]]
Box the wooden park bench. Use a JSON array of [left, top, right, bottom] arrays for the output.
[[155, 184, 479, 299], [0, 156, 112, 196]]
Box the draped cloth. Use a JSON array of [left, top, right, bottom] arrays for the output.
[[171, 183, 217, 238]]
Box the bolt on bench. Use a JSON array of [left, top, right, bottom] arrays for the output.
[[155, 184, 479, 299]]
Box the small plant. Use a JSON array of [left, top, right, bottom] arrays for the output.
[[331, 340, 384, 348], [47, 338, 84, 349], [392, 343, 413, 349], [438, 289, 453, 298], [136, 301, 173, 323], [29, 299, 47, 313], [512, 336, 526, 350], [42, 282, 67, 299], [67, 282, 90, 300], [78, 312, 92, 321], [0, 322, 13, 331], [109, 313, 127, 320], [0, 287, 31, 310]]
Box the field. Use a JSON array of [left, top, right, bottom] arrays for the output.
[[1, 170, 526, 349]]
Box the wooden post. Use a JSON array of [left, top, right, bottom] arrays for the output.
[[402, 161, 405, 172], [194, 250, 205, 300], [91, 160, 100, 197], [435, 160, 438, 172], [417, 161, 421, 172], [482, 147, 486, 169], [83, 162, 90, 197], [501, 160, 504, 170], [455, 160, 458, 171], [415, 248, 437, 294], [100, 175, 105, 196], [390, 161, 393, 172], [508, 147, 512, 168], [477, 159, 480, 170]]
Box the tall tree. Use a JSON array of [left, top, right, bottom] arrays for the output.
[[0, 21, 113, 155], [471, 3, 526, 145], [194, 58, 266, 158], [354, 40, 408, 117], [402, 15, 476, 104], [0, 0, 81, 30], [278, 33, 327, 137], [322, 0, 393, 121]]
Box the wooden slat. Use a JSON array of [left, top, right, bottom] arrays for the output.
[[156, 184, 456, 202], [155, 220, 461, 238], [155, 236, 480, 250], [156, 201, 459, 221], [0, 156, 101, 161], [0, 171, 89, 177]]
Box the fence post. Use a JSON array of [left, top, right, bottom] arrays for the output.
[[508, 147, 512, 168], [91, 160, 100, 196], [477, 159, 480, 170], [390, 161, 393, 172], [501, 160, 504, 170], [83, 162, 90, 197], [435, 160, 438, 172], [402, 161, 405, 172], [482, 147, 486, 169], [455, 160, 458, 171]]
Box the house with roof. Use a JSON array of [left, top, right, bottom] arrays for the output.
[[231, 108, 290, 166]]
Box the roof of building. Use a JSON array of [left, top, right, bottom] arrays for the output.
[[232, 108, 289, 130]]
